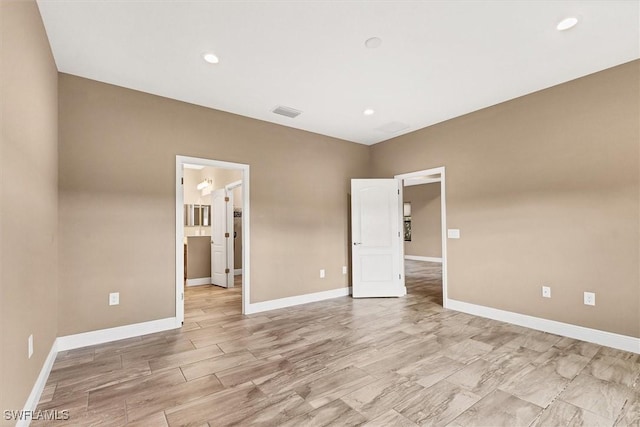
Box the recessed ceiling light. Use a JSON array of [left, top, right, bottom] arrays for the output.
[[365, 37, 382, 49], [203, 53, 219, 64], [363, 108, 375, 116], [556, 17, 578, 31]]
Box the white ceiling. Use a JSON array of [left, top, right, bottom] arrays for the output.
[[37, 1, 639, 145]]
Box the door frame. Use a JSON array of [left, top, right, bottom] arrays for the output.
[[394, 166, 448, 308], [176, 155, 251, 323]]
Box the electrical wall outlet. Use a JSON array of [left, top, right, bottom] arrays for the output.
[[319, 269, 325, 279], [584, 292, 595, 306], [342, 266, 347, 275], [447, 229, 460, 239], [542, 286, 551, 298], [109, 292, 120, 306], [28, 334, 33, 359]]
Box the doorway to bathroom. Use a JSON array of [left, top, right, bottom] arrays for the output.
[[175, 155, 251, 324]]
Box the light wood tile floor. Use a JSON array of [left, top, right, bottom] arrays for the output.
[[35, 262, 640, 426]]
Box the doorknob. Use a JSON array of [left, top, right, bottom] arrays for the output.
[[353, 242, 362, 245]]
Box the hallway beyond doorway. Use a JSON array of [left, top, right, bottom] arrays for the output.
[[184, 276, 243, 328], [405, 259, 443, 306]]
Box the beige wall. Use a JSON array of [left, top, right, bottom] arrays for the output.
[[186, 236, 211, 280], [58, 74, 370, 335], [183, 168, 203, 206], [372, 61, 640, 338], [0, 0, 59, 418], [404, 183, 442, 258]]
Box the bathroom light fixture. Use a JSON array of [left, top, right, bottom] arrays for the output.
[[203, 53, 219, 64], [363, 108, 375, 116], [556, 17, 578, 31], [196, 179, 211, 190]]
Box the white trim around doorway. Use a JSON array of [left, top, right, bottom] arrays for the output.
[[176, 155, 251, 321], [395, 167, 448, 308]]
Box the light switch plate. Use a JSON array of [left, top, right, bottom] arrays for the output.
[[584, 292, 595, 306], [447, 229, 460, 239], [28, 334, 33, 359], [109, 292, 120, 306], [320, 269, 325, 279], [342, 266, 347, 275], [542, 286, 551, 298]]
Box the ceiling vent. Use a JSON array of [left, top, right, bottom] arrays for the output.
[[272, 105, 302, 118], [375, 121, 410, 134]]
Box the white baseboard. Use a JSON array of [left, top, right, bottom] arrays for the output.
[[234, 269, 242, 276], [17, 340, 59, 426], [446, 299, 640, 354], [246, 287, 351, 315], [57, 317, 179, 352], [405, 255, 442, 263], [186, 277, 211, 286]]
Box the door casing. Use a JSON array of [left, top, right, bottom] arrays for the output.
[[395, 166, 448, 307], [176, 155, 251, 323]]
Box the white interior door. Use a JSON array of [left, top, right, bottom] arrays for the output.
[[225, 191, 234, 288], [211, 189, 229, 287], [351, 179, 405, 298]]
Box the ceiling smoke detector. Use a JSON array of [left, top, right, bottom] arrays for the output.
[[365, 37, 382, 48], [272, 105, 302, 118]]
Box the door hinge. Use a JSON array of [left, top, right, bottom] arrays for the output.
[[398, 231, 400, 237], [181, 177, 184, 185], [225, 197, 230, 202], [225, 232, 230, 238], [399, 274, 402, 279], [181, 292, 184, 301], [398, 189, 400, 195], [225, 268, 230, 274]]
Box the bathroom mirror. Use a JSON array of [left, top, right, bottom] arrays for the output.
[[184, 204, 211, 227]]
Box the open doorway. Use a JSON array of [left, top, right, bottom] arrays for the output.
[[395, 167, 448, 308], [175, 156, 251, 324], [183, 166, 241, 289]]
